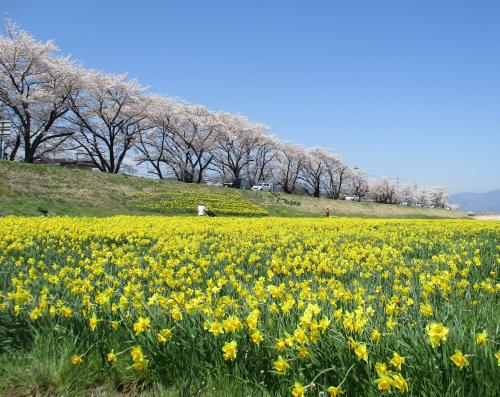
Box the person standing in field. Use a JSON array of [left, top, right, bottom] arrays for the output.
[[325, 208, 330, 218], [198, 202, 207, 216]]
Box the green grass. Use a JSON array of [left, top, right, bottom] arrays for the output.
[[0, 160, 466, 218], [0, 161, 267, 217], [0, 320, 274, 396], [241, 190, 466, 219], [0, 330, 267, 397]]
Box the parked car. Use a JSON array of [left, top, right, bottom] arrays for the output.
[[205, 181, 223, 187], [251, 183, 272, 192], [344, 195, 360, 201]]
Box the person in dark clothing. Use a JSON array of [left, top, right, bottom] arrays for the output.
[[206, 209, 217, 217]]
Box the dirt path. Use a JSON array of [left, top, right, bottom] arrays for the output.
[[470, 214, 500, 220]]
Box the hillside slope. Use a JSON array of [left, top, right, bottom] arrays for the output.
[[449, 190, 500, 213], [0, 161, 466, 218]]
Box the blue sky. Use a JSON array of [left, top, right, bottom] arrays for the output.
[[2, 0, 499, 193]]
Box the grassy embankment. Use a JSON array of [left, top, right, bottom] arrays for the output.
[[0, 160, 466, 218]]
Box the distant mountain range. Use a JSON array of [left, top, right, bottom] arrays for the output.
[[449, 190, 500, 213]]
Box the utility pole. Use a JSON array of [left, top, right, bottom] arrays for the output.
[[0, 106, 5, 160], [0, 118, 11, 161], [75, 150, 85, 168]]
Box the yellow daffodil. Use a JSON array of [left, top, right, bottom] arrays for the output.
[[426, 322, 449, 348], [89, 313, 98, 331], [375, 375, 392, 391], [106, 350, 117, 363], [354, 343, 368, 362], [450, 350, 469, 370], [327, 386, 342, 396], [222, 340, 237, 361], [371, 330, 381, 343], [291, 382, 305, 397], [390, 352, 405, 371], [157, 328, 173, 344], [250, 330, 263, 345], [274, 355, 289, 373], [391, 373, 408, 392], [133, 316, 151, 335], [71, 355, 83, 365], [475, 330, 488, 346]]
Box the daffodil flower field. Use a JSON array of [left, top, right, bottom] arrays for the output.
[[132, 190, 269, 216], [0, 217, 498, 396]]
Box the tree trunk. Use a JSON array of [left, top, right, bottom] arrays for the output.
[[9, 134, 21, 160], [24, 145, 35, 163]]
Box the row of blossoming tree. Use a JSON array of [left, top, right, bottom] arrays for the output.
[[0, 21, 448, 206]]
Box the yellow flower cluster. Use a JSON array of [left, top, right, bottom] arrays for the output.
[[0, 216, 498, 395], [132, 190, 268, 216], [131, 346, 149, 371]]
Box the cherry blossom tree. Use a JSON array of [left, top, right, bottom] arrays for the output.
[[299, 147, 329, 197], [321, 153, 350, 199], [0, 20, 79, 162], [244, 135, 278, 186], [396, 182, 418, 205], [369, 177, 398, 204], [136, 96, 218, 182], [276, 142, 306, 194], [69, 70, 149, 173], [413, 187, 430, 207], [212, 112, 267, 181], [346, 168, 369, 199], [175, 103, 219, 183], [427, 186, 448, 208], [135, 95, 179, 179]]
